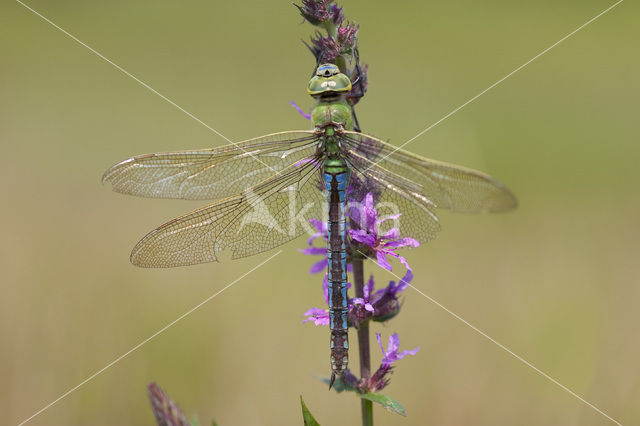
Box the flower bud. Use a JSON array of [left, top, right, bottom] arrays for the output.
[[147, 382, 190, 426]]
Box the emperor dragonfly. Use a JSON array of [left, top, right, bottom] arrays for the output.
[[103, 63, 516, 383]]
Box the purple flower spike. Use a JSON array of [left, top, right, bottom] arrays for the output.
[[349, 193, 420, 271], [295, 0, 334, 26], [329, 3, 344, 26], [377, 333, 420, 368], [310, 34, 341, 63], [337, 23, 359, 53], [289, 100, 312, 120], [147, 382, 190, 426]]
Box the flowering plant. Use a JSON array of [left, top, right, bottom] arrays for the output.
[[291, 3, 419, 423], [301, 192, 420, 421]]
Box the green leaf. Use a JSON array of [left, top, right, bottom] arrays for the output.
[[316, 376, 406, 416], [300, 396, 321, 426], [359, 393, 406, 416], [189, 414, 200, 426]]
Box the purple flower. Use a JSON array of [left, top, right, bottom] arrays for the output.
[[289, 100, 311, 120], [299, 218, 352, 280], [306, 218, 327, 246], [348, 275, 375, 328], [348, 270, 412, 327], [295, 0, 334, 26], [370, 269, 412, 321], [307, 23, 358, 65], [373, 269, 412, 301], [302, 274, 331, 326], [300, 246, 327, 274], [348, 193, 420, 271], [329, 3, 344, 26], [302, 307, 330, 326], [294, 0, 344, 26], [337, 23, 359, 53], [366, 333, 419, 392], [341, 368, 359, 389], [350, 275, 375, 313], [377, 332, 420, 367], [298, 219, 328, 274], [310, 33, 340, 63], [347, 174, 382, 205]]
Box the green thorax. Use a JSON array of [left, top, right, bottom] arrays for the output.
[[307, 63, 354, 173], [312, 98, 352, 173], [311, 99, 353, 132]]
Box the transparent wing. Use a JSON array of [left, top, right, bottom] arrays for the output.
[[103, 131, 319, 200], [344, 148, 442, 244], [130, 156, 325, 267], [341, 131, 517, 213]]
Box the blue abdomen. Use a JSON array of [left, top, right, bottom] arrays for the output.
[[323, 170, 349, 379]]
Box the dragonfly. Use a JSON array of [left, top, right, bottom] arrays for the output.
[[103, 63, 516, 384]]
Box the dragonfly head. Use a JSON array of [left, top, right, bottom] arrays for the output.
[[307, 63, 352, 98]]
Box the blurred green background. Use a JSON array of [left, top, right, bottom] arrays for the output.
[[1, 0, 638, 424]]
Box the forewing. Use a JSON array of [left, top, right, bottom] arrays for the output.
[[130, 156, 325, 267], [342, 131, 517, 213], [103, 131, 318, 200]]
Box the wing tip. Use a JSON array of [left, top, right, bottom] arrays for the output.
[[490, 187, 518, 213], [101, 167, 113, 185], [102, 157, 137, 186], [129, 233, 220, 268]]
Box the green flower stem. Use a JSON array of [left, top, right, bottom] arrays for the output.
[[323, 20, 337, 37], [322, 20, 348, 74], [353, 255, 373, 426]]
